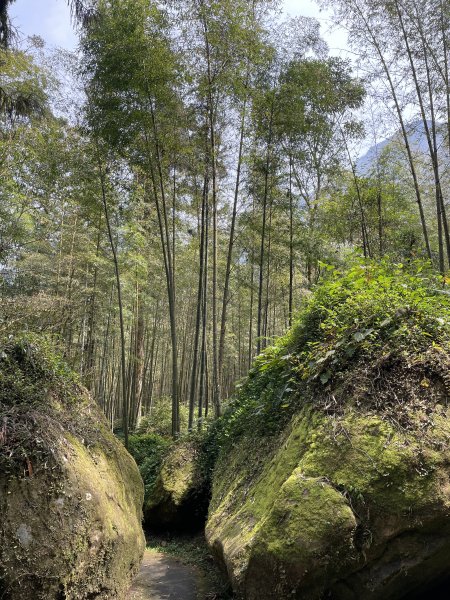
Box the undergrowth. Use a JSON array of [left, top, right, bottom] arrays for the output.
[[136, 398, 189, 437], [204, 260, 450, 460], [109, 261, 450, 536], [0, 333, 103, 479], [128, 433, 171, 506]]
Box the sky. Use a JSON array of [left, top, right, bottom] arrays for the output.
[[10, 0, 349, 54], [10, 0, 78, 48]]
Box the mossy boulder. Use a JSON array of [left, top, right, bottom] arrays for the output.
[[144, 439, 209, 531], [206, 263, 450, 599], [128, 432, 171, 507], [0, 337, 145, 599]]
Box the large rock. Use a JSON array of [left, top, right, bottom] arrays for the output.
[[207, 334, 450, 597], [0, 338, 145, 599], [144, 440, 208, 531]]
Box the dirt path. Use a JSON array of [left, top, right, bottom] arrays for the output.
[[128, 550, 202, 600]]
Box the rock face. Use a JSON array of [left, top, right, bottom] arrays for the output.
[[206, 354, 450, 599], [0, 338, 145, 599], [144, 440, 208, 531]]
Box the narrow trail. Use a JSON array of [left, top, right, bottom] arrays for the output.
[[128, 550, 203, 600]]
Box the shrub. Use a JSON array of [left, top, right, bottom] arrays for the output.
[[209, 260, 450, 449], [127, 433, 171, 503], [137, 397, 189, 438]]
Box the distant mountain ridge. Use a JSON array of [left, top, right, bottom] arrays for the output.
[[356, 120, 445, 174]]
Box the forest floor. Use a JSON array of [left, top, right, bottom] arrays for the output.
[[128, 534, 232, 600], [128, 550, 198, 600]]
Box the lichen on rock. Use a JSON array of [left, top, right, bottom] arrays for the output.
[[0, 335, 145, 599]]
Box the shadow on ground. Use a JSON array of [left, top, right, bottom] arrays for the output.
[[128, 551, 199, 600]]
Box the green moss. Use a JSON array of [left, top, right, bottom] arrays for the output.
[[143, 439, 210, 531], [60, 435, 144, 596], [298, 410, 450, 516], [0, 335, 145, 599], [146, 441, 199, 510], [160, 443, 198, 504], [255, 472, 356, 562], [207, 400, 450, 597], [205, 260, 450, 597]]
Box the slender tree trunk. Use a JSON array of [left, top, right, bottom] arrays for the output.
[[96, 147, 129, 449], [145, 101, 179, 437], [350, 0, 432, 260], [189, 171, 208, 429], [288, 157, 294, 327], [198, 170, 210, 428], [442, 0, 450, 190], [96, 282, 114, 411], [131, 285, 145, 429], [146, 299, 160, 413], [200, 6, 221, 417], [263, 195, 274, 344], [219, 92, 248, 384], [397, 0, 447, 270], [84, 218, 102, 390], [248, 199, 256, 369], [341, 129, 371, 258], [257, 96, 275, 355]]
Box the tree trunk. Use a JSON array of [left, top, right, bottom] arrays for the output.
[[350, 0, 432, 261], [189, 171, 208, 429], [96, 147, 129, 449], [219, 92, 248, 385], [257, 96, 275, 355]]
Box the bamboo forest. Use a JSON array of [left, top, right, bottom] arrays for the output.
[[2, 0, 450, 598]]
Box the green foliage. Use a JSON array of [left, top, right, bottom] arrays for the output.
[[208, 260, 450, 452], [319, 155, 425, 261], [127, 433, 171, 504], [0, 333, 78, 408], [276, 57, 365, 145], [137, 398, 189, 438], [289, 260, 447, 381], [4, 0, 446, 447], [0, 48, 49, 118], [82, 0, 180, 150]]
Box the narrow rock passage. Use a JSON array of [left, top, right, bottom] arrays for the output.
[[128, 550, 199, 600]]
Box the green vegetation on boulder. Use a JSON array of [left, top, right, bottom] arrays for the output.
[[0, 336, 146, 599], [142, 439, 210, 532], [206, 262, 450, 599], [128, 433, 171, 511]]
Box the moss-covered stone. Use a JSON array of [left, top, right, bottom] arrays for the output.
[[205, 263, 450, 599], [0, 337, 145, 599], [144, 440, 209, 531], [207, 394, 450, 599], [128, 433, 171, 509]]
